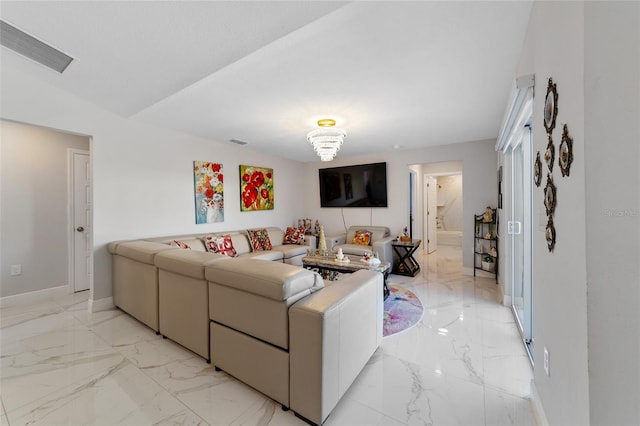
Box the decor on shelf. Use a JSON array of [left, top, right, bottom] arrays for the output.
[[482, 255, 495, 272], [383, 284, 424, 337], [306, 118, 346, 161], [239, 165, 274, 211], [534, 151, 542, 187], [546, 216, 556, 251], [399, 226, 411, 242], [544, 77, 558, 134], [544, 173, 557, 216], [194, 161, 224, 224], [473, 208, 498, 281], [559, 124, 574, 177]]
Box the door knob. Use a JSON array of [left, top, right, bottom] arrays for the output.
[[76, 226, 85, 232]]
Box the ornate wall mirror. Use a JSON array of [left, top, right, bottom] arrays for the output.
[[559, 124, 573, 177], [544, 78, 558, 134]]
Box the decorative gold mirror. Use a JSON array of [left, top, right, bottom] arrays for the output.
[[544, 135, 555, 172], [559, 124, 573, 177], [544, 173, 557, 217], [534, 152, 542, 187], [544, 78, 558, 134], [545, 216, 556, 252]]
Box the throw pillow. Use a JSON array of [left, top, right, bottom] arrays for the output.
[[283, 226, 306, 245], [247, 228, 272, 251], [352, 230, 372, 246], [171, 240, 191, 250], [203, 235, 237, 257]]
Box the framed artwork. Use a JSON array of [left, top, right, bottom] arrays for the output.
[[559, 124, 574, 177], [194, 161, 224, 224], [544, 77, 558, 134], [239, 165, 274, 211]]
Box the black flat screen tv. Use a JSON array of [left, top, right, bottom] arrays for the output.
[[319, 162, 388, 207]]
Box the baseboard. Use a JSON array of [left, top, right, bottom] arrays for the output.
[[530, 379, 549, 426], [462, 267, 474, 276], [0, 285, 69, 308], [502, 293, 512, 307], [88, 296, 114, 313]]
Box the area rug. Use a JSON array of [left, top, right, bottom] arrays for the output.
[[383, 284, 424, 337]]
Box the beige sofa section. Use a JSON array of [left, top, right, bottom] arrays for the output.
[[108, 227, 315, 333], [207, 259, 382, 425], [110, 228, 383, 425]]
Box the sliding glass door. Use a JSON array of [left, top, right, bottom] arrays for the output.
[[510, 126, 533, 360]]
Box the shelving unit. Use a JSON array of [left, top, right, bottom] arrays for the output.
[[474, 208, 498, 281]]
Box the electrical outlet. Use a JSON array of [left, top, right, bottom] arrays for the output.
[[10, 264, 22, 276], [543, 346, 550, 376]]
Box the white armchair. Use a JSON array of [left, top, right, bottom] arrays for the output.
[[329, 226, 395, 264]]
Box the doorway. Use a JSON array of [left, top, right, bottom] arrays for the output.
[[422, 167, 464, 256], [69, 148, 92, 293]]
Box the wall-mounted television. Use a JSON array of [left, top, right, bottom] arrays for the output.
[[319, 162, 388, 207]]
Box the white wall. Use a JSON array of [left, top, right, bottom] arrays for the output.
[[1, 67, 307, 302], [304, 141, 497, 271], [515, 1, 590, 424], [584, 2, 640, 424], [1, 121, 90, 297]]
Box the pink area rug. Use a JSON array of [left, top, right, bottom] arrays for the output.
[[383, 284, 424, 337]]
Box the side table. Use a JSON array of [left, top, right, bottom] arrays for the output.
[[392, 239, 421, 277]]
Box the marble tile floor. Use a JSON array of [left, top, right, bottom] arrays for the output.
[[0, 246, 536, 425]]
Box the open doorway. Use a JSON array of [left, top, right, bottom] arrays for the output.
[[421, 162, 463, 257]]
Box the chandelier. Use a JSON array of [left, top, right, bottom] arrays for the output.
[[306, 118, 346, 161]]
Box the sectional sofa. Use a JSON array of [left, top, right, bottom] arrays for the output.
[[108, 226, 383, 425]]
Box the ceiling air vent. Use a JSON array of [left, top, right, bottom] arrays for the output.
[[1, 20, 74, 73], [229, 139, 248, 145]]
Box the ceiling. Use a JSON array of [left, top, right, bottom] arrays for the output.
[[0, 1, 533, 162]]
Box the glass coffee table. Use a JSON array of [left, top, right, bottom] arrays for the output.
[[302, 253, 391, 299]]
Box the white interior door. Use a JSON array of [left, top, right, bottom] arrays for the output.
[[71, 150, 91, 292], [426, 176, 438, 253]]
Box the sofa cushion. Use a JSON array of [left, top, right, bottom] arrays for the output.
[[115, 241, 176, 265], [203, 235, 238, 257], [205, 259, 323, 301], [272, 244, 308, 259], [155, 249, 228, 279], [352, 230, 372, 246], [241, 250, 284, 262], [283, 226, 306, 245], [247, 228, 272, 251]]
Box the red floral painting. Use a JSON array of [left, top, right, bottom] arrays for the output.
[[239, 165, 274, 211]]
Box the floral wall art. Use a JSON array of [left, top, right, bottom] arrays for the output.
[[194, 161, 224, 224], [239, 165, 274, 211]]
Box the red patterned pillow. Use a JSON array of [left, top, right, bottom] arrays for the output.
[[203, 235, 237, 257], [283, 226, 306, 245], [352, 230, 372, 246], [247, 228, 272, 251], [170, 240, 191, 250]]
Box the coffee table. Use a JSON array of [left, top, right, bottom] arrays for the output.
[[302, 253, 391, 299]]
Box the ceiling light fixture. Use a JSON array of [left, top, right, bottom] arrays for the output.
[[306, 118, 346, 161]]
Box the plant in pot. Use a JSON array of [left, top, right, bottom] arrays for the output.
[[482, 255, 495, 272]]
